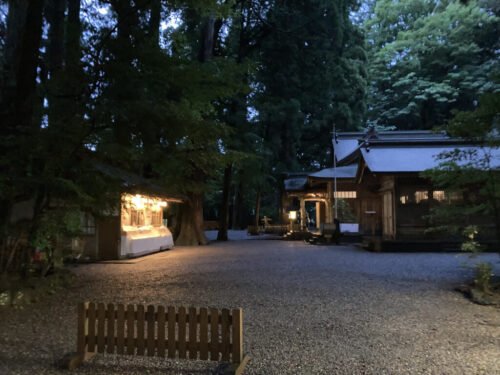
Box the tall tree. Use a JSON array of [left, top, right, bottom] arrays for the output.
[[0, 0, 45, 233], [365, 0, 500, 129], [256, 0, 366, 173]]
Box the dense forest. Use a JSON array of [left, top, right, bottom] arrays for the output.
[[0, 1, 498, 271]]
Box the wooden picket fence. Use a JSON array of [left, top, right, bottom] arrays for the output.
[[64, 302, 249, 374]]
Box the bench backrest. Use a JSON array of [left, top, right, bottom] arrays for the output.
[[76, 302, 243, 364]]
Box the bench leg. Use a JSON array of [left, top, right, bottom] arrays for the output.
[[61, 351, 96, 370], [220, 355, 250, 375]]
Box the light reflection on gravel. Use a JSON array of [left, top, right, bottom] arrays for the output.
[[1, 236, 499, 374]]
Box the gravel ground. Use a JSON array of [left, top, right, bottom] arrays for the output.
[[1, 237, 499, 375]]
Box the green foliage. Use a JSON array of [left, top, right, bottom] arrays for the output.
[[423, 91, 500, 257], [473, 261, 494, 292], [255, 0, 367, 172], [365, 0, 500, 129], [31, 208, 81, 275], [460, 226, 494, 292], [336, 198, 357, 222]]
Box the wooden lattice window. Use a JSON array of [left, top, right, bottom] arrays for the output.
[[130, 208, 138, 226], [137, 211, 145, 226], [151, 211, 162, 227]]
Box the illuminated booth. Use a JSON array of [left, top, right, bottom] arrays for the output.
[[87, 163, 184, 260], [120, 194, 173, 258]]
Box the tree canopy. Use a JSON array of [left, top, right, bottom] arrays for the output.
[[0, 0, 498, 273]]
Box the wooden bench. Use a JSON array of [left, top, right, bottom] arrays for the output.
[[63, 302, 249, 375]]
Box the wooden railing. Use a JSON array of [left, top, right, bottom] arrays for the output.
[[65, 302, 249, 374]]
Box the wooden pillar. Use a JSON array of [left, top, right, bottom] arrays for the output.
[[299, 197, 306, 230], [315, 201, 321, 229], [326, 182, 333, 223]]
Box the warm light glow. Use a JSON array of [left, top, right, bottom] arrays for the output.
[[334, 191, 357, 199], [433, 190, 445, 201], [131, 194, 144, 209], [289, 211, 297, 220], [160, 201, 167, 207], [415, 191, 428, 203]]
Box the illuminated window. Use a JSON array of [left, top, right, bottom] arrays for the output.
[[433, 190, 446, 201], [400, 195, 409, 204], [130, 208, 138, 226], [415, 191, 428, 203], [334, 191, 357, 199], [151, 211, 163, 226], [137, 211, 145, 226]]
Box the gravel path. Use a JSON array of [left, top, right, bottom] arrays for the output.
[[1, 238, 499, 374]]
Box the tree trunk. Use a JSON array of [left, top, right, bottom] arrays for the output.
[[64, 0, 84, 122], [199, 18, 215, 62], [176, 16, 218, 245], [149, 0, 161, 46], [0, 0, 44, 234], [1, 0, 28, 103], [233, 181, 245, 229], [254, 186, 262, 228], [217, 164, 232, 241], [65, 0, 81, 69], [176, 192, 208, 246], [12, 0, 44, 130], [47, 0, 65, 76]]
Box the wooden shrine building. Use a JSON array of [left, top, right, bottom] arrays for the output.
[[282, 129, 500, 250]]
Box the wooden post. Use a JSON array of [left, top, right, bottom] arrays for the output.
[[157, 306, 166, 357], [231, 309, 242, 363], [210, 308, 219, 361], [116, 304, 125, 355], [199, 308, 209, 360], [189, 307, 198, 359], [315, 201, 321, 229], [87, 302, 96, 353], [136, 304, 145, 355], [167, 306, 176, 358], [97, 303, 105, 353], [126, 305, 135, 355], [299, 198, 306, 230], [76, 302, 87, 354], [146, 305, 155, 356], [178, 307, 187, 359], [221, 309, 230, 361], [225, 308, 249, 375], [107, 303, 115, 354]]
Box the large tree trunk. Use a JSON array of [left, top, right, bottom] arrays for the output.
[[0, 0, 44, 232], [111, 0, 138, 147], [217, 164, 232, 241], [47, 0, 65, 77], [26, 0, 66, 246], [1, 0, 28, 103], [232, 181, 245, 229], [149, 0, 161, 46], [176, 17, 218, 245], [176, 192, 208, 246], [12, 0, 45, 129], [65, 0, 81, 69], [254, 186, 262, 229], [64, 0, 84, 125]]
